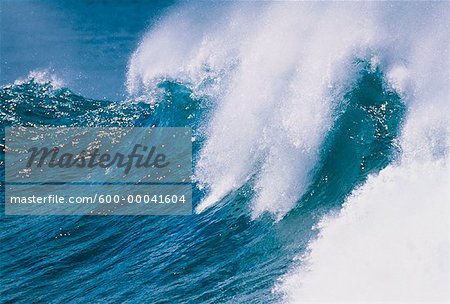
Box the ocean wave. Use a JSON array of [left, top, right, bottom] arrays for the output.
[[126, 1, 450, 302], [1, 1, 449, 303], [127, 2, 449, 218]]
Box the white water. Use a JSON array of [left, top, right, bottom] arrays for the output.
[[279, 158, 450, 303], [127, 2, 450, 302]]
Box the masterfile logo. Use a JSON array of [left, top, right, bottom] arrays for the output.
[[4, 127, 192, 215]]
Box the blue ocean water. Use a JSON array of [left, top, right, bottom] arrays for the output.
[[1, 1, 448, 303]]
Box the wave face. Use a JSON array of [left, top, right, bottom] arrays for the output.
[[1, 1, 449, 303]]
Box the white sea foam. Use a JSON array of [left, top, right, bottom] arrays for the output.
[[278, 158, 450, 303]]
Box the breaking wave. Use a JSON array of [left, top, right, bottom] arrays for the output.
[[127, 1, 450, 302], [1, 1, 448, 303]]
